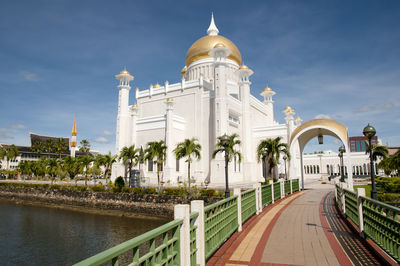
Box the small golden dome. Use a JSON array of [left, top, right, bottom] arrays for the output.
[[263, 87, 272, 92], [180, 66, 187, 75], [135, 87, 139, 91], [214, 42, 225, 48], [167, 98, 174, 102], [185, 35, 242, 66], [296, 116, 302, 121], [120, 69, 130, 75], [239, 64, 249, 70], [154, 83, 161, 88], [132, 104, 138, 108], [284, 106, 294, 113]]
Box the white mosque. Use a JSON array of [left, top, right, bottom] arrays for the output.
[[111, 15, 303, 185], [110, 15, 376, 187]]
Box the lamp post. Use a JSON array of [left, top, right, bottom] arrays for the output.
[[338, 146, 345, 182], [283, 155, 287, 180], [363, 124, 377, 200], [221, 134, 231, 198]]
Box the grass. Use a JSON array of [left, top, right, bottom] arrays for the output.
[[353, 184, 372, 198]]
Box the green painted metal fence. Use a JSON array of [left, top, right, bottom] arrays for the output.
[[189, 212, 199, 266], [204, 196, 238, 260], [361, 196, 400, 262], [273, 182, 281, 200], [292, 179, 299, 192], [261, 184, 272, 206], [336, 184, 343, 209], [284, 180, 291, 195], [74, 219, 182, 266], [344, 189, 359, 226], [241, 189, 257, 223]]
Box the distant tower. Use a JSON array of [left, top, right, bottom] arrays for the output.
[[260, 86, 276, 123], [115, 69, 134, 154], [70, 118, 77, 157]]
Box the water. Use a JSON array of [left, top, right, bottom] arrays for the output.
[[0, 199, 170, 265]]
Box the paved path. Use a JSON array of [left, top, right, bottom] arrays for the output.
[[208, 183, 380, 266]]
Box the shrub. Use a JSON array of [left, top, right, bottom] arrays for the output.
[[163, 187, 187, 196], [75, 185, 87, 192], [114, 176, 125, 190], [91, 185, 106, 192], [199, 188, 216, 197], [132, 187, 144, 194], [144, 187, 157, 195], [121, 187, 133, 193]]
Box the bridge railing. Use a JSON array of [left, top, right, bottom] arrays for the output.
[[75, 179, 300, 266], [335, 183, 400, 263]]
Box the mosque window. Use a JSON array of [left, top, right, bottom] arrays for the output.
[[176, 159, 180, 172], [147, 159, 153, 172]]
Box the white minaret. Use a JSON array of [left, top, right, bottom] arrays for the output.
[[238, 64, 256, 181], [115, 69, 134, 154], [70, 118, 77, 157], [283, 106, 295, 140], [260, 86, 276, 124]]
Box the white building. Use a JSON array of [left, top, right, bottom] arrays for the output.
[[111, 15, 304, 185]]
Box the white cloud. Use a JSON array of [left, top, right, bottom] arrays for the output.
[[92, 137, 109, 144], [19, 71, 39, 81], [0, 128, 14, 139], [100, 130, 113, 136], [315, 114, 331, 119], [353, 102, 395, 114], [11, 124, 27, 130]]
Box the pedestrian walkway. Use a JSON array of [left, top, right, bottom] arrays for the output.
[[207, 183, 380, 266]]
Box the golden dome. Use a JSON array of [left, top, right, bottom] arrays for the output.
[[214, 42, 225, 48], [263, 87, 272, 92], [296, 116, 302, 121], [239, 64, 248, 70], [284, 106, 294, 113], [185, 35, 242, 66], [120, 69, 130, 75], [167, 98, 174, 102], [132, 104, 138, 108], [154, 83, 161, 88]]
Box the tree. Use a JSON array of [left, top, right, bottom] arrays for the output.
[[54, 138, 67, 159], [62, 156, 80, 184], [102, 152, 118, 184], [257, 137, 290, 181], [378, 151, 400, 176], [46, 158, 59, 184], [364, 141, 389, 162], [174, 138, 201, 194], [145, 141, 167, 193], [119, 145, 140, 187], [5, 145, 20, 170], [44, 139, 56, 153], [78, 155, 94, 186], [0, 147, 6, 169], [79, 139, 91, 153]]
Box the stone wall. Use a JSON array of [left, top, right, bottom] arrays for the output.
[[0, 186, 222, 218]]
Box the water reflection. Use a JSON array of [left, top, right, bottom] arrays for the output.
[[0, 200, 170, 265]]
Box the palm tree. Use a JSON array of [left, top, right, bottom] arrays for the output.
[[257, 137, 290, 181], [6, 145, 20, 170], [174, 138, 201, 194], [102, 152, 118, 185], [54, 138, 66, 159], [78, 155, 94, 186], [79, 139, 91, 153], [62, 156, 80, 184], [46, 158, 59, 184], [364, 141, 389, 162], [145, 141, 167, 192], [31, 141, 44, 155], [119, 145, 140, 187], [0, 147, 6, 168], [44, 139, 56, 153]]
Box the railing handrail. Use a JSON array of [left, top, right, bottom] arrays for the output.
[[241, 188, 256, 196], [204, 195, 238, 212], [360, 195, 400, 212], [73, 219, 183, 266]]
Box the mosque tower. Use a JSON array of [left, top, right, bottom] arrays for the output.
[[261, 86, 276, 124], [70, 118, 77, 157], [115, 69, 134, 154]]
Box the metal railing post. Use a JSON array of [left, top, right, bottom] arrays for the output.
[[234, 188, 242, 232], [252, 183, 262, 214], [341, 183, 347, 215], [334, 179, 338, 201], [269, 180, 274, 204], [280, 179, 284, 199], [191, 200, 205, 266], [356, 188, 365, 237], [174, 204, 190, 266], [290, 179, 293, 194]]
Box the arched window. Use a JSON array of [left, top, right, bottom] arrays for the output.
[[313, 165, 316, 174], [307, 165, 309, 174], [317, 165, 320, 174], [327, 165, 330, 175]]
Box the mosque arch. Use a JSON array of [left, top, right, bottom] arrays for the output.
[[289, 119, 353, 189]]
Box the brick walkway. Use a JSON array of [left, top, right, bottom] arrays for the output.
[[207, 183, 379, 266]]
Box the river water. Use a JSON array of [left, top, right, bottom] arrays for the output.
[[0, 199, 170, 265]]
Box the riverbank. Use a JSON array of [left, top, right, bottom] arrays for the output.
[[0, 184, 222, 218]]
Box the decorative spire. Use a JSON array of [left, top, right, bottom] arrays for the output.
[[207, 12, 219, 36], [72, 118, 77, 137]]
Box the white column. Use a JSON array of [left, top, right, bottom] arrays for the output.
[[341, 183, 347, 215], [252, 184, 260, 214], [290, 179, 293, 194], [191, 200, 205, 266], [174, 204, 190, 266], [357, 188, 365, 236], [234, 188, 242, 232], [130, 105, 138, 146], [280, 179, 284, 199], [165, 98, 174, 181]]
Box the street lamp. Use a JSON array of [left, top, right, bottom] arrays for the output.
[[363, 124, 377, 200], [220, 134, 231, 198], [283, 155, 287, 180], [338, 146, 345, 182]]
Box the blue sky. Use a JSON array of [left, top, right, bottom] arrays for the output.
[[0, 0, 399, 154]]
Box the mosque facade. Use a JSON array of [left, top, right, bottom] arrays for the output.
[[111, 15, 303, 185]]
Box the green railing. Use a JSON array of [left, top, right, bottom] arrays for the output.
[[344, 189, 359, 226], [336, 184, 343, 209], [74, 219, 182, 266], [284, 180, 291, 195], [361, 196, 400, 262], [204, 196, 238, 260], [261, 184, 272, 206], [241, 189, 257, 223], [273, 182, 281, 200], [292, 179, 299, 192], [189, 212, 199, 266]]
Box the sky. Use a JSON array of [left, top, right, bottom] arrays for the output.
[[0, 0, 399, 154]]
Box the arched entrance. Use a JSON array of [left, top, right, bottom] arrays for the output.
[[288, 119, 353, 190]]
